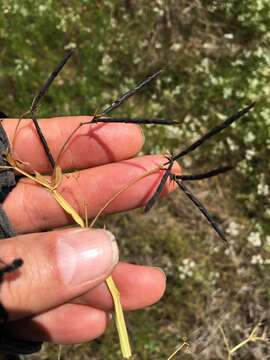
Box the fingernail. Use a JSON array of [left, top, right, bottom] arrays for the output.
[[139, 125, 145, 146], [57, 229, 119, 286], [152, 267, 166, 281]]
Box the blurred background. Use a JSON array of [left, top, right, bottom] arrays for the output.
[[0, 0, 269, 359]]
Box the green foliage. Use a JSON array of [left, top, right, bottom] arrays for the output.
[[0, 1, 269, 358], [0, 0, 269, 226]]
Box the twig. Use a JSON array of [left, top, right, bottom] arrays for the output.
[[29, 51, 74, 169], [31, 50, 74, 113], [220, 323, 269, 360], [174, 178, 227, 243], [101, 69, 162, 115], [144, 158, 174, 212], [92, 116, 178, 125], [172, 103, 255, 161], [90, 164, 161, 227], [219, 326, 232, 360], [0, 259, 23, 279], [31, 116, 56, 168], [175, 165, 233, 181], [167, 340, 190, 360]]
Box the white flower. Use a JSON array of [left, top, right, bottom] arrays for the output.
[[226, 221, 241, 237], [171, 43, 181, 52], [227, 137, 239, 151], [201, 58, 210, 71], [224, 33, 234, 39], [133, 57, 141, 64], [38, 4, 47, 13], [183, 258, 196, 268], [139, 40, 148, 49], [172, 85, 181, 95], [153, 6, 164, 16], [232, 59, 244, 66], [178, 258, 196, 280], [110, 18, 117, 28], [64, 42, 77, 50], [245, 149, 256, 160], [98, 54, 113, 75], [102, 54, 113, 66], [251, 254, 264, 265], [248, 231, 262, 247], [257, 182, 269, 196], [223, 87, 233, 99], [245, 132, 256, 143]]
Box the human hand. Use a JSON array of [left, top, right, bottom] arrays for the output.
[[0, 117, 179, 344]]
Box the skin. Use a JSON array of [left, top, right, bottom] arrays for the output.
[[0, 116, 180, 344]]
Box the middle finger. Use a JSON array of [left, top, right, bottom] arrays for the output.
[[3, 117, 144, 172], [3, 155, 180, 233]]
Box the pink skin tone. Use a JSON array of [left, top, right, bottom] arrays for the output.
[[1, 117, 180, 344]]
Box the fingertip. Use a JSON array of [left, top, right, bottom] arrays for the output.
[[138, 266, 167, 306], [7, 304, 109, 344], [114, 263, 166, 310], [114, 123, 145, 159], [134, 123, 145, 152]]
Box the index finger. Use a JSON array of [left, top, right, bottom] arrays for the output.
[[2, 117, 144, 173]]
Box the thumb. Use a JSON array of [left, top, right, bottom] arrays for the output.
[[0, 228, 118, 321]]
